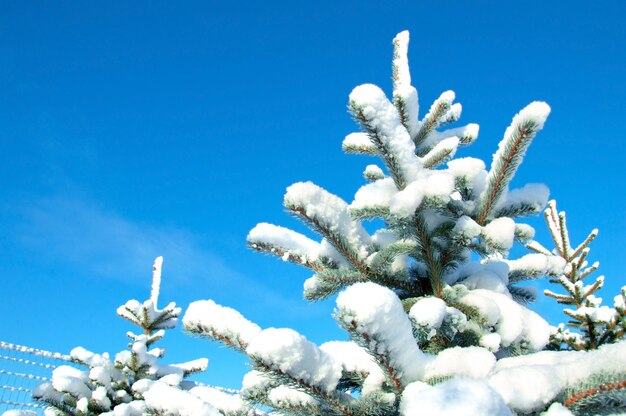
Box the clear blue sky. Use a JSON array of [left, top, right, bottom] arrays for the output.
[[1, 1, 624, 389]]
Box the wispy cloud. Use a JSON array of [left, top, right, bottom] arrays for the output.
[[15, 196, 231, 284], [11, 195, 316, 317]]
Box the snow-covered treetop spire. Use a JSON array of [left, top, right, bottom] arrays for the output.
[[150, 255, 163, 307], [118, 256, 180, 337]]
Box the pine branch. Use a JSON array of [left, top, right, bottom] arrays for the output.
[[476, 102, 550, 224], [413, 91, 455, 149]]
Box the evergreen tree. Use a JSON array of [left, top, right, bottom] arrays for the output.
[[533, 201, 626, 351], [32, 257, 254, 416], [184, 31, 626, 415]]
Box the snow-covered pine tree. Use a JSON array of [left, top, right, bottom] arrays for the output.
[[184, 31, 626, 415], [530, 201, 626, 352], [32, 257, 253, 416]]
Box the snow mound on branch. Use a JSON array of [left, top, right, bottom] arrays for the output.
[[351, 177, 397, 211], [349, 84, 421, 182], [335, 282, 427, 384], [320, 341, 385, 394], [143, 381, 220, 416], [409, 297, 447, 329], [284, 181, 371, 259], [246, 328, 342, 393], [424, 347, 496, 380], [489, 340, 626, 413], [247, 222, 321, 262], [400, 378, 511, 416], [460, 289, 550, 351], [183, 300, 261, 347], [189, 385, 248, 415]]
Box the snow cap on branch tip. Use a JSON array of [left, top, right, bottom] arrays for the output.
[[151, 256, 164, 306], [336, 282, 427, 384], [246, 327, 342, 393], [247, 222, 321, 262], [183, 299, 262, 348], [392, 30, 411, 87]]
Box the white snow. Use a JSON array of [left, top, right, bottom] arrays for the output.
[[143, 381, 220, 416], [246, 327, 342, 393], [505, 253, 566, 277], [389, 171, 455, 218], [267, 385, 317, 407], [189, 385, 248, 415], [150, 256, 163, 306], [424, 347, 496, 379], [452, 215, 482, 240], [409, 297, 447, 329], [284, 181, 371, 259], [342, 132, 377, 153], [392, 31, 419, 136], [489, 341, 626, 413], [349, 84, 421, 183], [247, 222, 321, 262], [364, 164, 385, 179], [446, 157, 488, 197], [350, 177, 397, 211], [320, 341, 385, 394], [542, 403, 574, 415], [460, 289, 550, 351], [496, 183, 550, 214], [335, 282, 427, 384], [183, 300, 261, 348], [421, 136, 459, 165], [400, 378, 511, 416], [482, 217, 516, 250]]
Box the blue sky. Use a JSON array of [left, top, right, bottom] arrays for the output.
[[1, 1, 624, 389]]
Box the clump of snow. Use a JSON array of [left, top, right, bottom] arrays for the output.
[[459, 269, 509, 294], [241, 370, 272, 392], [267, 385, 317, 407], [342, 132, 377, 153], [246, 327, 342, 393], [50, 365, 92, 398], [496, 183, 550, 214], [542, 403, 574, 415], [421, 136, 459, 165], [284, 181, 371, 259], [143, 381, 220, 416], [400, 378, 511, 416], [409, 297, 447, 329], [482, 217, 516, 250], [505, 253, 566, 277], [392, 30, 412, 88], [460, 289, 550, 351], [453, 215, 482, 240], [364, 164, 385, 179], [183, 300, 261, 348], [335, 282, 427, 384], [349, 84, 421, 183], [351, 177, 398, 211], [247, 222, 321, 262], [150, 256, 163, 305], [392, 31, 419, 136], [446, 157, 488, 197], [320, 341, 385, 394], [189, 385, 248, 415], [424, 347, 496, 379], [389, 172, 455, 218]]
